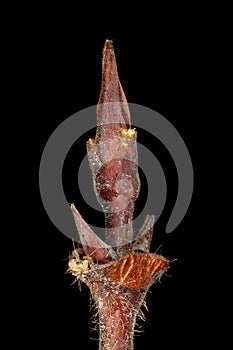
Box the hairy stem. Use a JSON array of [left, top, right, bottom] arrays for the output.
[[97, 288, 143, 350]]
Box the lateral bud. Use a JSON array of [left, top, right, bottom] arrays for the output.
[[70, 204, 114, 263]]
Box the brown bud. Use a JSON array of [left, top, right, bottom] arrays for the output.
[[87, 40, 140, 251]]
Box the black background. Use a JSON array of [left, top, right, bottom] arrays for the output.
[[13, 6, 219, 349]]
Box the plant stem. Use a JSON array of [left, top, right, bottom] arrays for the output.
[[96, 287, 143, 350], [68, 39, 169, 350]]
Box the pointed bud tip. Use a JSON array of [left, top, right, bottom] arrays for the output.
[[102, 39, 116, 63], [104, 39, 113, 49]]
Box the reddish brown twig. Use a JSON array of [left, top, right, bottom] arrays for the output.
[[69, 40, 169, 350]]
